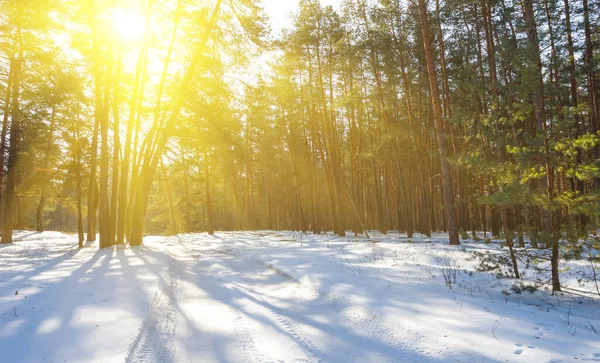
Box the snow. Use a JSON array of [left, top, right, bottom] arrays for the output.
[[1, 230, 599, 362]]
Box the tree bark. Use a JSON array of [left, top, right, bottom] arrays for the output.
[[36, 105, 56, 232], [96, 33, 110, 248], [583, 0, 599, 167], [0, 60, 13, 232], [110, 60, 121, 244], [417, 0, 459, 245], [75, 122, 84, 247], [523, 0, 559, 291], [205, 158, 214, 235], [564, 0, 586, 228], [1, 6, 23, 244]]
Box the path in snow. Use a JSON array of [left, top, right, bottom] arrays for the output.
[[126, 256, 180, 363], [125, 240, 427, 363]]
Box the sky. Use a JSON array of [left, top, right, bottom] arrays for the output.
[[261, 0, 341, 32]]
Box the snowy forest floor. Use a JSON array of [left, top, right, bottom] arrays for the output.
[[0, 231, 599, 363]]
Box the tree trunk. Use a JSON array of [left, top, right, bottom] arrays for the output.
[[117, 2, 154, 244], [75, 122, 84, 247], [583, 0, 599, 173], [205, 158, 214, 235], [523, 0, 559, 291], [36, 105, 56, 232], [96, 41, 111, 249], [160, 161, 178, 235], [86, 12, 101, 243], [564, 0, 586, 228], [0, 60, 13, 232], [417, 0, 459, 245], [1, 8, 22, 244], [110, 61, 121, 244], [127, 0, 222, 246]]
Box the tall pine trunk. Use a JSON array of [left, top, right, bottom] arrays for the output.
[[564, 0, 586, 229], [417, 0, 459, 245], [75, 122, 84, 247], [1, 8, 22, 244], [0, 60, 13, 233], [36, 105, 56, 232], [523, 0, 559, 292]]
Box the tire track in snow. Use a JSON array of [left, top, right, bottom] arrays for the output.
[[220, 257, 324, 363], [246, 256, 440, 362], [169, 239, 276, 363], [212, 264, 272, 363], [210, 246, 397, 362], [125, 256, 181, 363], [188, 239, 442, 361]]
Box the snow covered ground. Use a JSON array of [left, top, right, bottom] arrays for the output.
[[0, 230, 599, 362]]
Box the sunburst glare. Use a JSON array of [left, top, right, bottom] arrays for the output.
[[110, 8, 145, 43]]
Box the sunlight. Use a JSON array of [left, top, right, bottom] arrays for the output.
[[0, 0, 599, 361], [110, 8, 145, 43], [37, 317, 62, 334]]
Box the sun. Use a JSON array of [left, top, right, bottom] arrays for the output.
[[110, 8, 146, 43]]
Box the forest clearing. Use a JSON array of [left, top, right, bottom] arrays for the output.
[[0, 230, 599, 362]]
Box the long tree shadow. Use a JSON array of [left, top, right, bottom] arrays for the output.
[[0, 248, 111, 362], [0, 245, 173, 363], [0, 247, 84, 291], [171, 251, 457, 363], [226, 236, 600, 362], [176, 233, 599, 362], [3, 232, 595, 363]]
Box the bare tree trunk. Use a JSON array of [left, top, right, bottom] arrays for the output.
[[523, 0, 559, 292], [117, 1, 155, 245], [75, 122, 84, 247], [110, 61, 121, 244], [1, 6, 22, 244], [86, 6, 102, 243], [564, 0, 586, 228], [181, 146, 191, 232], [96, 36, 110, 248], [417, 0, 459, 245], [36, 105, 56, 232], [128, 0, 222, 246], [0, 60, 13, 232], [161, 161, 178, 235], [98, 86, 110, 248], [205, 158, 214, 235], [436, 0, 466, 231], [87, 115, 99, 242], [583, 0, 599, 173]]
